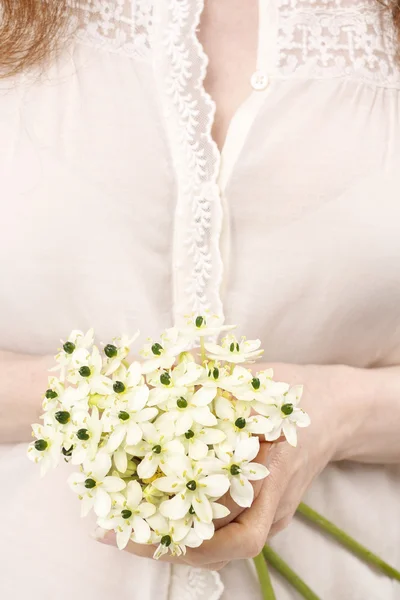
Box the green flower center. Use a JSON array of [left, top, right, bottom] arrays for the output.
[[121, 509, 133, 519], [251, 377, 260, 390], [189, 506, 195, 515], [230, 464, 241, 476], [160, 372, 171, 386], [77, 428, 90, 441], [62, 446, 73, 457], [34, 439, 48, 451], [186, 480, 197, 491], [63, 342, 75, 355], [79, 366, 91, 378], [177, 397, 188, 409], [84, 478, 96, 489], [104, 344, 118, 358], [55, 411, 70, 425], [281, 403, 294, 416], [230, 342, 240, 352], [235, 417, 246, 429], [152, 445, 162, 454], [151, 343, 163, 356], [195, 315, 205, 328], [113, 381, 126, 394], [45, 389, 58, 399], [161, 535, 172, 547], [185, 430, 195, 439], [213, 367, 219, 379], [118, 411, 130, 421]]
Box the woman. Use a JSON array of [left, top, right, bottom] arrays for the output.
[[0, 0, 399, 598]]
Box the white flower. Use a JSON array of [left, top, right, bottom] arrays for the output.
[[103, 385, 157, 462], [147, 360, 205, 406], [154, 455, 230, 523], [178, 422, 226, 460], [98, 481, 156, 549], [214, 395, 273, 445], [68, 452, 126, 517], [205, 335, 263, 364], [147, 513, 202, 559], [155, 386, 218, 436], [180, 501, 231, 543], [204, 438, 269, 507], [52, 330, 95, 381], [126, 422, 185, 479], [179, 313, 236, 340], [255, 385, 310, 446], [66, 346, 113, 395], [235, 368, 291, 403], [66, 406, 103, 465], [27, 424, 63, 476], [103, 332, 140, 376], [140, 327, 189, 374]]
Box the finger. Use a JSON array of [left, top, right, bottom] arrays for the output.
[[184, 473, 284, 565]]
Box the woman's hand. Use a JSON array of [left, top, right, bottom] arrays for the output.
[[99, 362, 358, 569]]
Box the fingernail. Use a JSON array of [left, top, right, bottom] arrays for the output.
[[91, 526, 106, 541], [99, 532, 116, 546]]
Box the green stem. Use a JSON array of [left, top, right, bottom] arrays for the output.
[[200, 336, 206, 366], [263, 546, 321, 600], [297, 503, 400, 582], [253, 552, 276, 600]]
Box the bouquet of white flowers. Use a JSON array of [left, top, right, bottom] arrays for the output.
[[28, 314, 310, 560]]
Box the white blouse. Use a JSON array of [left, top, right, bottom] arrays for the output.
[[0, 1, 400, 599]]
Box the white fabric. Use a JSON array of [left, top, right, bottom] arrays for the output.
[[1, 0, 400, 598]]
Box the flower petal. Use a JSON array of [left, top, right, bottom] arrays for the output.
[[234, 436, 260, 463], [126, 421, 143, 446], [116, 526, 132, 550], [242, 462, 269, 481], [230, 476, 254, 508], [282, 421, 298, 447], [127, 480, 143, 509], [191, 407, 217, 427], [137, 453, 158, 479], [200, 474, 230, 498], [214, 395, 235, 421], [102, 476, 126, 493], [211, 501, 230, 519], [192, 492, 213, 523], [114, 448, 128, 473], [191, 386, 217, 407], [153, 476, 182, 494], [194, 519, 214, 540], [188, 438, 208, 460], [94, 488, 112, 517], [132, 516, 151, 543], [160, 493, 191, 520]]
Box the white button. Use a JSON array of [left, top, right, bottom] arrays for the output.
[[251, 70, 269, 91]]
